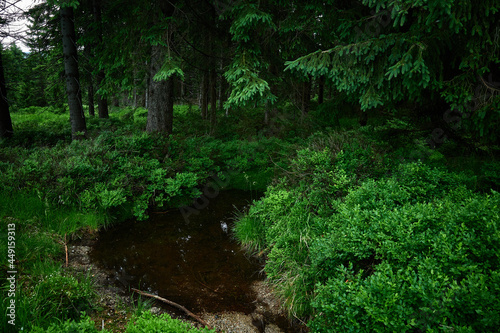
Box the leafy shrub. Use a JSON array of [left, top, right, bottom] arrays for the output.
[[235, 135, 499, 331], [308, 99, 341, 129], [27, 272, 95, 325], [81, 183, 127, 211], [481, 161, 500, 191], [31, 315, 109, 333], [309, 191, 500, 332], [126, 311, 215, 333]]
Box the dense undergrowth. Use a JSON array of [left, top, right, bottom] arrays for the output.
[[0, 104, 298, 332], [235, 130, 500, 331], [1, 103, 499, 332]]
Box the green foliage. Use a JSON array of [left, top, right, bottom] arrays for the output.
[[481, 161, 500, 191], [235, 134, 499, 331], [310, 190, 500, 332], [308, 99, 341, 129], [153, 56, 185, 81], [3, 24, 66, 111], [126, 311, 215, 333], [1, 107, 295, 222], [28, 272, 95, 324], [224, 3, 278, 109], [1, 256, 96, 331], [81, 183, 127, 211], [224, 49, 278, 109], [31, 315, 110, 333], [284, 0, 500, 140]]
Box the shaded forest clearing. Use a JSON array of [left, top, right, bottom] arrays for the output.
[[1, 0, 500, 332], [1, 104, 499, 332]]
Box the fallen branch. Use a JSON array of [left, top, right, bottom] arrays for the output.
[[58, 234, 69, 267], [131, 288, 212, 330], [478, 74, 500, 93], [64, 234, 68, 267]]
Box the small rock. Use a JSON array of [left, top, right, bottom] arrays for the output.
[[150, 307, 161, 315]]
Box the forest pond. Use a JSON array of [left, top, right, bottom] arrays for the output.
[[90, 190, 264, 315]]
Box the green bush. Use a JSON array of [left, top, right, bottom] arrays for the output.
[[235, 135, 500, 331], [481, 161, 500, 191], [28, 273, 96, 324], [31, 315, 109, 333], [310, 191, 500, 332], [126, 311, 215, 333], [1, 110, 297, 221]]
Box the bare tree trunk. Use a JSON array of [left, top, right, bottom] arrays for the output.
[[84, 42, 95, 117], [145, 74, 149, 109], [218, 57, 228, 110], [0, 48, 13, 138], [318, 75, 325, 105], [209, 68, 217, 133], [133, 85, 137, 108], [301, 79, 311, 115], [359, 107, 368, 126], [146, 44, 174, 133], [201, 71, 209, 119], [92, 0, 108, 118], [61, 6, 87, 140], [88, 84, 95, 116], [266, 64, 279, 127], [96, 70, 108, 118]]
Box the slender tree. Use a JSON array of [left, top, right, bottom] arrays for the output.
[[0, 0, 25, 138], [0, 46, 13, 138], [318, 76, 325, 105], [209, 67, 217, 132], [146, 43, 174, 133], [60, 4, 86, 140], [145, 1, 176, 133], [91, 0, 108, 118], [200, 70, 208, 119]]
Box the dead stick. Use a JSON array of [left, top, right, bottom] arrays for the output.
[[131, 288, 212, 329], [64, 234, 68, 267]]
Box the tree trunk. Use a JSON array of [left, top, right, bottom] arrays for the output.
[[318, 75, 325, 104], [209, 68, 217, 133], [145, 74, 149, 109], [201, 71, 209, 119], [146, 44, 174, 133], [61, 6, 87, 140], [266, 63, 279, 127], [301, 79, 311, 115], [0, 48, 13, 138], [92, 0, 109, 118], [133, 86, 137, 108], [218, 57, 227, 110], [356, 104, 367, 126], [96, 70, 109, 118], [84, 43, 95, 117], [88, 84, 95, 116]]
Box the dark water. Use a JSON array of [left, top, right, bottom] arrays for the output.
[[90, 190, 263, 314]]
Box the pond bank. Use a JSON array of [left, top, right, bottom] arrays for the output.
[[68, 189, 307, 332], [68, 237, 306, 332]]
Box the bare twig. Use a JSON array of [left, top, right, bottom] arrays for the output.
[[64, 234, 68, 267], [131, 288, 212, 329], [477, 74, 500, 93]]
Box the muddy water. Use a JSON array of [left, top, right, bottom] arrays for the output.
[[90, 190, 263, 314]]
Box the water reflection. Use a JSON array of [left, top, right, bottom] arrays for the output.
[[90, 190, 262, 313]]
